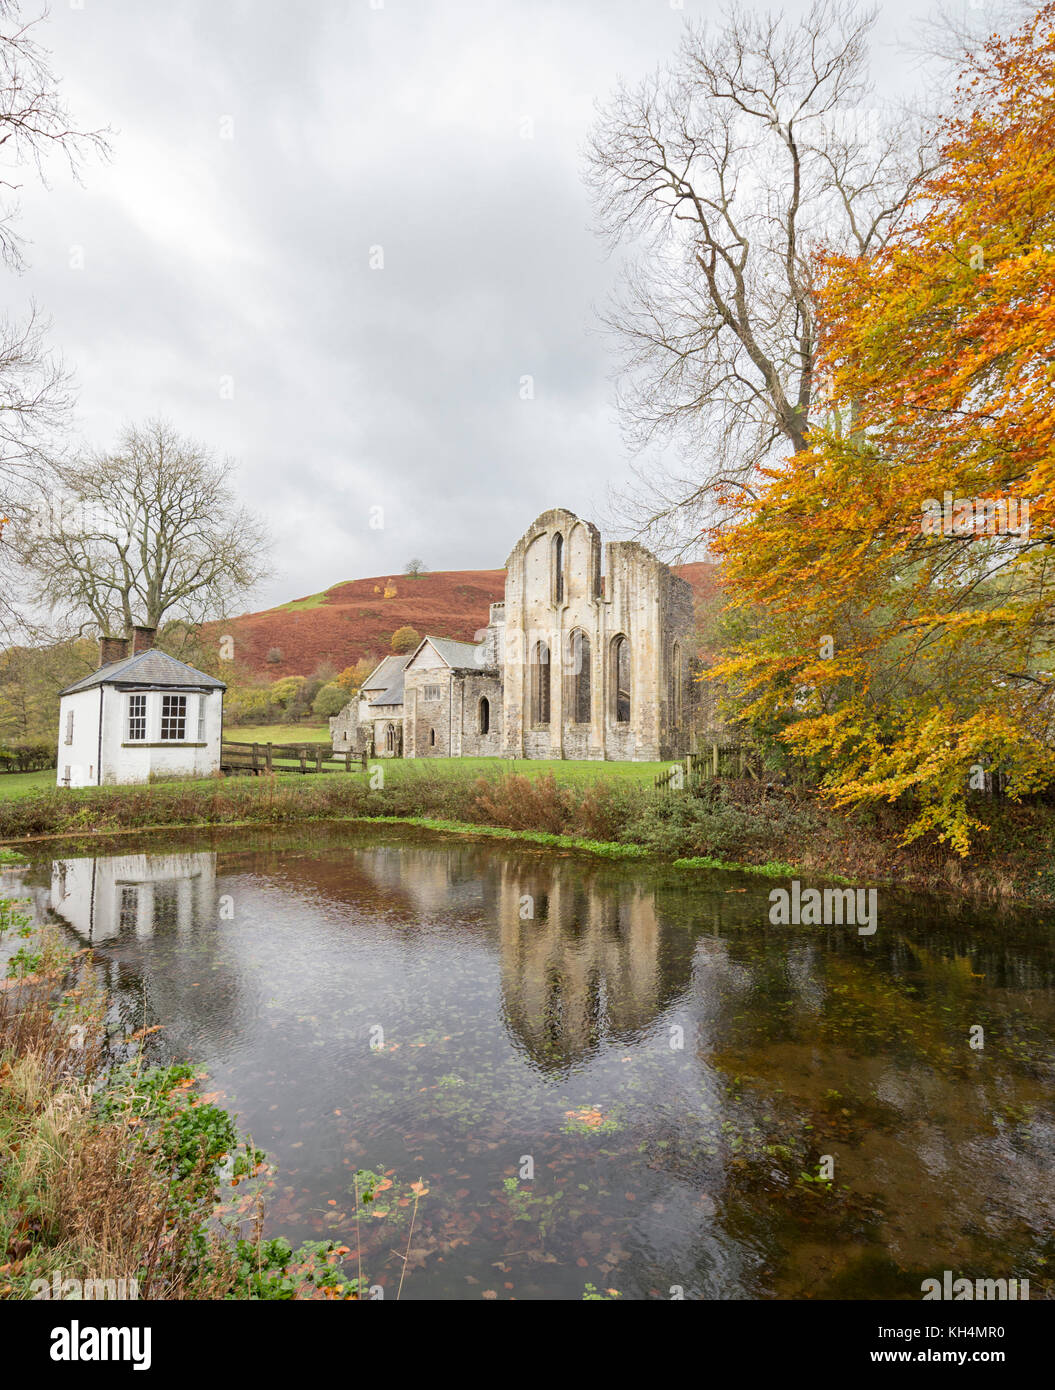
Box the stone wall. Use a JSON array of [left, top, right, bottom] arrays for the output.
[[499, 508, 696, 761], [456, 672, 504, 757], [329, 699, 359, 750]]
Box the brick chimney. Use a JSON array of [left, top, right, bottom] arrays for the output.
[[132, 625, 157, 655], [99, 635, 130, 667]]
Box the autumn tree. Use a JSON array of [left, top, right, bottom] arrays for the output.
[[19, 419, 271, 640], [313, 682, 349, 718], [391, 625, 420, 654], [711, 4, 1055, 851], [586, 0, 932, 551]]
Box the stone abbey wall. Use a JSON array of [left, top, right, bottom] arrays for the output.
[[500, 508, 696, 761], [330, 509, 699, 763]]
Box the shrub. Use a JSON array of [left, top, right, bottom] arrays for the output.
[[471, 774, 575, 835], [0, 742, 55, 774], [391, 626, 420, 654], [313, 682, 349, 718]]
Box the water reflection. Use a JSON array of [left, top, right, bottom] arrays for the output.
[[19, 827, 1055, 1300], [50, 852, 217, 942]]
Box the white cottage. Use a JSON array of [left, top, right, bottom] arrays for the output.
[[56, 628, 226, 788]]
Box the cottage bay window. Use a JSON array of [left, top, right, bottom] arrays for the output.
[[161, 694, 188, 741], [128, 694, 147, 741]]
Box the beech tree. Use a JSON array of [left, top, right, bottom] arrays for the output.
[[711, 4, 1055, 852], [20, 419, 271, 639]]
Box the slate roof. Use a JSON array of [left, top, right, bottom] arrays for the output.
[[367, 668, 406, 707], [361, 654, 410, 692], [60, 649, 227, 697], [417, 636, 489, 671]]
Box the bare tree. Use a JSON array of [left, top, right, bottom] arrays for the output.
[[19, 419, 272, 640], [0, 0, 108, 632], [586, 0, 933, 553]]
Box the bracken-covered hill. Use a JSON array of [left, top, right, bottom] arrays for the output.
[[214, 562, 719, 677]]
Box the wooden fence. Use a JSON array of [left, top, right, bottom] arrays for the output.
[[220, 741, 365, 776], [653, 744, 764, 792]]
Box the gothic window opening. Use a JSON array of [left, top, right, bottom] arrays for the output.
[[670, 642, 683, 727], [553, 532, 564, 604], [384, 723, 396, 753], [567, 629, 591, 724], [530, 640, 551, 726], [479, 697, 490, 734], [429, 727, 436, 747], [612, 636, 631, 723]]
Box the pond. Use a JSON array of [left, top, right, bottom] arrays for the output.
[[5, 824, 1054, 1300]]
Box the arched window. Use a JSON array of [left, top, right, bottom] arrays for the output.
[[553, 533, 564, 604], [566, 629, 591, 724], [429, 727, 436, 747], [479, 697, 490, 734], [611, 635, 631, 723], [530, 640, 551, 726], [670, 642, 683, 727], [384, 723, 396, 752]]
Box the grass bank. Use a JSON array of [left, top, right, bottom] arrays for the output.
[[2, 762, 1054, 903]]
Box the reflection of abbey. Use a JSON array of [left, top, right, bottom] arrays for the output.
[[331, 508, 698, 761]]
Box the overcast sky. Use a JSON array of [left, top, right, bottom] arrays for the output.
[[14, 0, 963, 610]]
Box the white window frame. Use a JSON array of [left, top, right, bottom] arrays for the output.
[[127, 693, 147, 742], [160, 693, 188, 742], [64, 709, 74, 745]]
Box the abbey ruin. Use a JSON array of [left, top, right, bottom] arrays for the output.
[[330, 508, 700, 761]]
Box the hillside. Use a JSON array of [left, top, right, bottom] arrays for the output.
[[217, 562, 719, 677]]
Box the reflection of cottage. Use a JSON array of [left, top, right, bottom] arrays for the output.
[[50, 852, 216, 943], [331, 508, 698, 761], [56, 628, 225, 788]]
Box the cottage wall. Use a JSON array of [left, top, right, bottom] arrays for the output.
[[57, 686, 223, 787]]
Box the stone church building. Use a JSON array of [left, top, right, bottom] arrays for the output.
[[330, 508, 698, 762]]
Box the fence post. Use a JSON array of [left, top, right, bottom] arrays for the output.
[[299, 746, 307, 774], [252, 743, 259, 772], [712, 742, 719, 778], [315, 746, 323, 773]]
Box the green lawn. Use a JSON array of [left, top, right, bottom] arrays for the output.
[[0, 769, 56, 799], [222, 723, 332, 744], [0, 753, 673, 805], [377, 757, 671, 786]]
